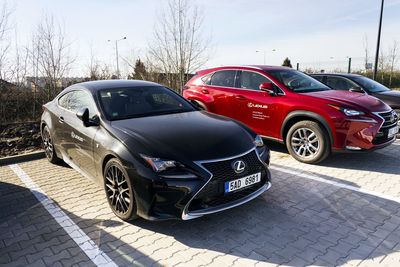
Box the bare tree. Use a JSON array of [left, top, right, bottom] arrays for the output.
[[363, 35, 370, 71], [32, 15, 75, 100], [378, 50, 386, 82], [148, 0, 210, 93], [388, 40, 398, 87], [0, 2, 13, 80]]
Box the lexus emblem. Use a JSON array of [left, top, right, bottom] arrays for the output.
[[232, 160, 246, 174]]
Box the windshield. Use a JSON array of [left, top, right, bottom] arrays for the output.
[[265, 69, 331, 92], [98, 86, 195, 120], [352, 76, 390, 93]]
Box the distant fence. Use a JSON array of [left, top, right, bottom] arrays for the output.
[[296, 57, 368, 73], [295, 57, 400, 89]]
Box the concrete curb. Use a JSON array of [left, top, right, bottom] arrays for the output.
[[0, 150, 45, 166]]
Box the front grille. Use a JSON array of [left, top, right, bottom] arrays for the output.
[[188, 150, 266, 212], [373, 110, 399, 144], [378, 110, 398, 129]]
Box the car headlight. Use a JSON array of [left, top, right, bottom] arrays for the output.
[[140, 154, 182, 172], [254, 135, 264, 147], [342, 108, 365, 116], [329, 105, 365, 116]]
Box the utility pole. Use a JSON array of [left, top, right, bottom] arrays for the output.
[[108, 37, 127, 78], [347, 57, 352, 73], [373, 0, 384, 80]]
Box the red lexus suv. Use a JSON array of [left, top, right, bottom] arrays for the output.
[[183, 66, 398, 163]]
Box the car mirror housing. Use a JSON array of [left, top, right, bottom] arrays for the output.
[[259, 82, 276, 96], [349, 86, 365, 94], [76, 108, 99, 127], [190, 100, 205, 110]]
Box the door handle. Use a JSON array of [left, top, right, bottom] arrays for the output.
[[235, 95, 247, 100], [201, 89, 209, 94], [59, 116, 64, 123]]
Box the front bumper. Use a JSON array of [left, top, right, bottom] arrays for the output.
[[333, 112, 397, 151], [182, 181, 271, 220], [128, 148, 271, 220]]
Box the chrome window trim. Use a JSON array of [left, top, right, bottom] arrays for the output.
[[203, 68, 286, 95]]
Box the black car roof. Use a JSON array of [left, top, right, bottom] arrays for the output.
[[310, 73, 363, 78], [69, 80, 162, 92]]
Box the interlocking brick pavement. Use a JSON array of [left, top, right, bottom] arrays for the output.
[[0, 139, 399, 266]]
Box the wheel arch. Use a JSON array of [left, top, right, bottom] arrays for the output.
[[102, 153, 118, 176], [281, 111, 334, 145]]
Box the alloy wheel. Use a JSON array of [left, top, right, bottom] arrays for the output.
[[105, 165, 131, 214], [42, 128, 54, 160], [291, 127, 320, 158]]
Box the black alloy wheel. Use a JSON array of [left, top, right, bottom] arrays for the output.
[[42, 125, 61, 163], [104, 158, 138, 221]]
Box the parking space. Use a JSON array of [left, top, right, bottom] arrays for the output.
[[1, 140, 400, 266]]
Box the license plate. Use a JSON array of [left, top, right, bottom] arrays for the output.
[[224, 172, 261, 193], [388, 126, 399, 138]]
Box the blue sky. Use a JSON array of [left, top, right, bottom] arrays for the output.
[[8, 0, 400, 76]]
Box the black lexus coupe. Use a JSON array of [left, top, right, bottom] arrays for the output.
[[41, 80, 271, 221]]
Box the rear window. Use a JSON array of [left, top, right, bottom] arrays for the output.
[[210, 70, 236, 87]]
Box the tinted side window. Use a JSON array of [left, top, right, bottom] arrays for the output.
[[326, 77, 355, 90], [58, 91, 97, 118], [73, 91, 98, 118], [58, 92, 74, 110], [210, 70, 236, 87], [313, 75, 325, 82], [201, 74, 212, 85], [240, 71, 270, 90]]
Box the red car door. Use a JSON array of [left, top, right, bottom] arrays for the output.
[[203, 70, 239, 118], [233, 70, 279, 138]]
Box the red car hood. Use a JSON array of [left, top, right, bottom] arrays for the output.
[[303, 90, 391, 112]]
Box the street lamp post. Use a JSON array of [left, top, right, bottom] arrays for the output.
[[373, 0, 384, 80], [108, 37, 127, 78], [256, 50, 266, 65], [256, 49, 276, 65]]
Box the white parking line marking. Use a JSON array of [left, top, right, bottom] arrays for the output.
[[9, 164, 117, 267], [270, 165, 400, 204]]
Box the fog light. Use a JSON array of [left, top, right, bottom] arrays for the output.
[[346, 146, 362, 151]]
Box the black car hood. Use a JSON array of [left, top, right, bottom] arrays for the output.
[[110, 111, 255, 162], [371, 90, 400, 109]]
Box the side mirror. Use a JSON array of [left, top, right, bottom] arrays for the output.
[[76, 108, 99, 127], [259, 82, 276, 96], [76, 108, 89, 125], [190, 100, 205, 110], [349, 86, 365, 94]]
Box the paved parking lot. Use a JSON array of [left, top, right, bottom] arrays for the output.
[[1, 140, 400, 267]]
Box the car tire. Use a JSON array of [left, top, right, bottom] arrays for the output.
[[286, 120, 330, 164], [42, 125, 61, 164], [104, 158, 138, 221]]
